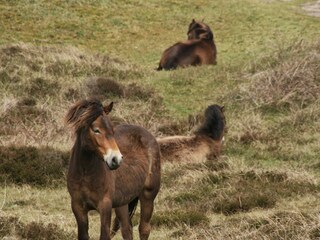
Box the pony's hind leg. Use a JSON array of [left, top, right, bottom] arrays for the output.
[[138, 192, 156, 240]]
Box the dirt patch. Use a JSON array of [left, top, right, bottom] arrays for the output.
[[303, 1, 320, 17]]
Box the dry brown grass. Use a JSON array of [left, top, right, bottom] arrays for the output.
[[1, 39, 320, 239], [0, 43, 165, 148]]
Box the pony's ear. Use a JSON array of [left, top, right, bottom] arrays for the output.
[[220, 106, 225, 112], [192, 19, 195, 23], [104, 102, 113, 114]]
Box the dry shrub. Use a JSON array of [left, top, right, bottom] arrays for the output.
[[0, 216, 22, 237], [0, 98, 50, 138], [191, 210, 320, 240], [86, 77, 125, 99], [163, 165, 318, 216], [25, 77, 61, 97], [246, 211, 318, 240], [208, 170, 317, 215], [85, 77, 160, 104], [0, 216, 75, 239], [21, 222, 75, 240], [124, 82, 156, 101], [64, 87, 82, 101], [242, 40, 320, 109], [4, 99, 48, 123], [0, 146, 69, 186]]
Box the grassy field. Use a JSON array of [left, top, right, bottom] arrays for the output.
[[0, 0, 320, 239]]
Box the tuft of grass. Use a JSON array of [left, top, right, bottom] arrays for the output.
[[172, 192, 200, 204], [152, 210, 209, 227]]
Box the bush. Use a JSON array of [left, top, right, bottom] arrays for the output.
[[0, 216, 75, 239], [0, 146, 69, 187]]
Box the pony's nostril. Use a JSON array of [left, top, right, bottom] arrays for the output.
[[111, 157, 117, 165]]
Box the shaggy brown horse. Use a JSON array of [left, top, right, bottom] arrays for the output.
[[65, 99, 161, 240], [157, 104, 225, 163], [157, 19, 217, 70]]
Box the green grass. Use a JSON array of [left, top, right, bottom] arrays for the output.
[[0, 0, 320, 239], [1, 0, 319, 118]]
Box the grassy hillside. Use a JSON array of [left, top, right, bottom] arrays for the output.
[[0, 0, 320, 239]]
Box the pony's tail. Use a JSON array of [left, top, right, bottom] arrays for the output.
[[111, 197, 139, 238]]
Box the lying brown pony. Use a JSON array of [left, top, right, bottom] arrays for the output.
[[157, 104, 226, 163], [157, 19, 217, 70]]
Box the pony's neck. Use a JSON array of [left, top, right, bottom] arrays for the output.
[[70, 134, 103, 175]]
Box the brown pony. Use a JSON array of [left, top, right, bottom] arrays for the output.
[[157, 104, 225, 163], [65, 99, 161, 240], [157, 19, 217, 70]]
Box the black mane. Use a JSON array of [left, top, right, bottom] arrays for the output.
[[65, 98, 104, 132], [195, 104, 225, 140]]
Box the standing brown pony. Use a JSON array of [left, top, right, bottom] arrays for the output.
[[157, 19, 217, 70], [65, 99, 161, 240], [157, 104, 225, 163]]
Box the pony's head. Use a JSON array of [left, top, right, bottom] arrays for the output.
[[187, 19, 214, 41], [65, 98, 123, 170], [195, 104, 226, 142]]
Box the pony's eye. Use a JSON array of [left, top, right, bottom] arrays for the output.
[[93, 128, 101, 134]]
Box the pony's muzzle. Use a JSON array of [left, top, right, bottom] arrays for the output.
[[104, 149, 123, 170]]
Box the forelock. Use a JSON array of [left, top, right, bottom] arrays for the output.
[[65, 99, 104, 132]]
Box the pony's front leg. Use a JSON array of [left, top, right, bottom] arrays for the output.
[[99, 199, 113, 240], [115, 205, 133, 240], [71, 200, 89, 240]]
